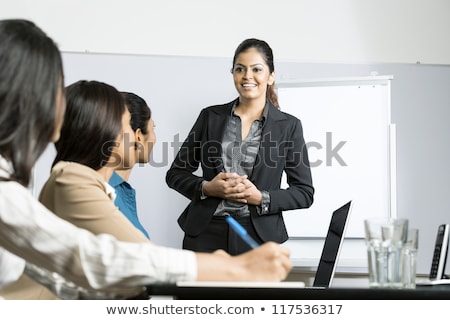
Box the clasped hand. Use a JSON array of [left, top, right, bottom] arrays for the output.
[[203, 172, 261, 205]]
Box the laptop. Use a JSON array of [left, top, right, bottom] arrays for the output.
[[311, 200, 353, 288]]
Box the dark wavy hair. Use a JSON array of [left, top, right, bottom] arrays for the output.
[[232, 38, 279, 109], [54, 80, 125, 170], [0, 19, 64, 186], [121, 92, 151, 134]]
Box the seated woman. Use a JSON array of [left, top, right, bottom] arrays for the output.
[[109, 92, 154, 239], [39, 80, 149, 243], [2, 80, 150, 299]]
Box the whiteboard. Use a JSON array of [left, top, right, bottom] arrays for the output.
[[277, 77, 393, 238]]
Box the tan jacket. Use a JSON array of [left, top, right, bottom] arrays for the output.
[[39, 161, 148, 243]]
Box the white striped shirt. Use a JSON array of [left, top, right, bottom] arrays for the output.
[[0, 155, 196, 299]]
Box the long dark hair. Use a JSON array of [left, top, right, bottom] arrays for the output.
[[121, 92, 151, 134], [232, 38, 279, 108], [54, 80, 125, 170], [0, 19, 64, 186]]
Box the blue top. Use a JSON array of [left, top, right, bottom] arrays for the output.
[[109, 171, 150, 239]]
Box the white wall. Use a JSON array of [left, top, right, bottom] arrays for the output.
[[1, 0, 449, 65]]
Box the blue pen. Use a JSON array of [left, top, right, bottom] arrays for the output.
[[225, 216, 260, 249]]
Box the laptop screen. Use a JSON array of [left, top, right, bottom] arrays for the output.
[[312, 201, 352, 288]]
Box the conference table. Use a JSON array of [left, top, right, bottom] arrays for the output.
[[146, 283, 450, 300]]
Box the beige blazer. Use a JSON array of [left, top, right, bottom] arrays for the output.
[[1, 161, 149, 300], [39, 161, 149, 243]]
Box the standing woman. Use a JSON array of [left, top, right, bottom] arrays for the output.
[[166, 38, 314, 255], [109, 92, 155, 239]]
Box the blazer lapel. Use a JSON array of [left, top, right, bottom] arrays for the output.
[[209, 102, 233, 141], [207, 100, 235, 172], [252, 103, 287, 181]]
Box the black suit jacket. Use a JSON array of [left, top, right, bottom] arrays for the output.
[[166, 99, 314, 243]]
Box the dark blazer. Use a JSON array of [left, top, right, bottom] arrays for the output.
[[166, 99, 314, 243]]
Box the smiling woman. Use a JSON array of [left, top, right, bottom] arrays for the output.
[[166, 38, 314, 255], [109, 92, 155, 239]]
